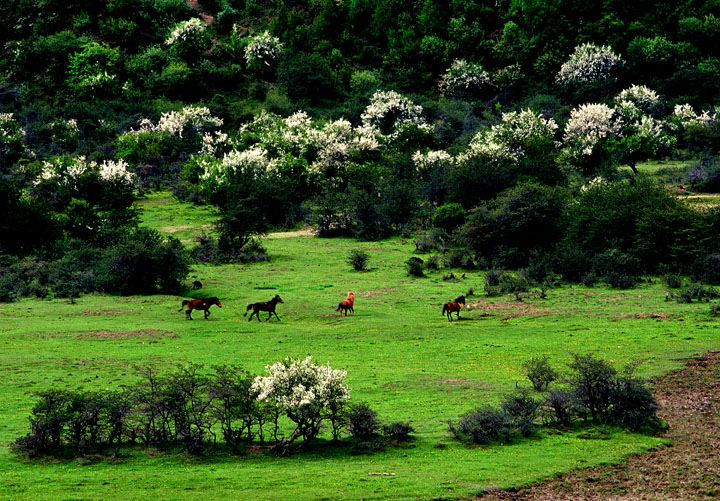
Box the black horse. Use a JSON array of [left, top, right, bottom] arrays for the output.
[[244, 295, 284, 322], [442, 295, 466, 321]]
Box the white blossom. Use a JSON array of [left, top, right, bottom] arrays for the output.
[[563, 103, 622, 158], [165, 18, 207, 46], [361, 90, 428, 136], [131, 105, 223, 139], [556, 43, 623, 86], [412, 150, 452, 172], [0, 112, 26, 158], [458, 109, 558, 165], [439, 59, 492, 95], [99, 159, 135, 185], [199, 131, 232, 156], [616, 85, 660, 114], [251, 356, 349, 415], [671, 103, 718, 128], [244, 31, 283, 69]]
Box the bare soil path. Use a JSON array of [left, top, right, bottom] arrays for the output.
[[478, 352, 720, 500]]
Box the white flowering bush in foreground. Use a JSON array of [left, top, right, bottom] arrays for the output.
[[412, 150, 452, 172], [0, 113, 27, 161], [459, 109, 558, 165], [197, 146, 273, 196], [439, 59, 492, 96], [252, 356, 350, 444], [671, 103, 718, 129], [556, 43, 623, 86], [244, 31, 284, 71]]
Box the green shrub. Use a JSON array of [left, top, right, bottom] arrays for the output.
[[450, 405, 511, 444], [347, 249, 370, 271], [346, 403, 380, 440], [501, 389, 541, 437], [406, 257, 425, 277], [382, 422, 414, 442], [522, 356, 558, 392]]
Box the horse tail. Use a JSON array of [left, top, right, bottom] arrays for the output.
[[244, 304, 252, 316], [442, 304, 448, 315], [178, 300, 189, 312], [336, 302, 342, 311]]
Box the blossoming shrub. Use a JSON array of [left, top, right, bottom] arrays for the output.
[[252, 356, 350, 445], [165, 18, 209, 63], [439, 59, 493, 97], [562, 103, 621, 173], [556, 43, 623, 87], [244, 31, 283, 74]]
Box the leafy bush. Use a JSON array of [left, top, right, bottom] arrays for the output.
[[501, 389, 541, 436], [449, 405, 511, 444], [382, 422, 414, 442], [670, 283, 720, 303], [522, 356, 558, 392], [543, 388, 577, 426], [567, 353, 616, 424], [406, 257, 425, 277], [610, 375, 662, 432], [346, 403, 380, 441], [347, 249, 370, 271], [690, 254, 720, 285], [424, 255, 440, 270], [664, 274, 683, 288]]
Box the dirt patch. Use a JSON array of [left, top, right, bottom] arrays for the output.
[[614, 312, 677, 319], [75, 329, 178, 340], [466, 300, 573, 320], [267, 228, 314, 238], [357, 288, 395, 298], [477, 352, 720, 500], [80, 310, 130, 316]]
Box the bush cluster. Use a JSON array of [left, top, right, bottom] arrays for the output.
[[450, 354, 662, 446], [12, 362, 414, 459]]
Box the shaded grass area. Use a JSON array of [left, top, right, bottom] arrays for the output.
[[1, 192, 719, 499]]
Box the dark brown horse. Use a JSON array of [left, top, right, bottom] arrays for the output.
[[442, 295, 466, 321], [179, 297, 222, 320], [336, 292, 355, 316], [245, 294, 284, 322]]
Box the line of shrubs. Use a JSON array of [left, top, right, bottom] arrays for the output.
[[449, 354, 663, 445], [11, 364, 412, 459]]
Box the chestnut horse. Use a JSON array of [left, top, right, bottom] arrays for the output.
[[442, 295, 466, 321], [244, 294, 284, 322], [336, 292, 355, 316], [179, 296, 222, 320]]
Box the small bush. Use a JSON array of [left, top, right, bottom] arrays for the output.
[[501, 389, 541, 436], [425, 255, 440, 271], [382, 422, 415, 442], [522, 356, 558, 392], [605, 272, 637, 289], [543, 388, 577, 426], [406, 257, 425, 277], [580, 272, 595, 287], [346, 403, 381, 440], [347, 249, 370, 271], [691, 254, 720, 285], [711, 303, 720, 317], [672, 283, 720, 303], [450, 405, 511, 444], [610, 375, 662, 433], [664, 274, 683, 288]]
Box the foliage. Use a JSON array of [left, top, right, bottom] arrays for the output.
[[449, 405, 512, 445], [406, 256, 425, 277], [522, 355, 558, 392], [252, 356, 350, 446], [66, 41, 122, 97], [555, 43, 623, 87], [347, 249, 370, 271], [346, 402, 381, 441]]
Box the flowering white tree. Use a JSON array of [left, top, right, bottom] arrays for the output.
[[165, 18, 209, 61], [361, 90, 430, 137], [616, 85, 661, 115], [556, 43, 623, 87], [439, 59, 493, 96], [244, 31, 284, 72], [458, 109, 559, 166], [252, 356, 350, 445], [562, 103, 622, 171]]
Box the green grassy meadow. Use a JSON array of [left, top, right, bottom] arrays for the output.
[[1, 193, 719, 500]]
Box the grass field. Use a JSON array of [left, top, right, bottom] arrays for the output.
[[1, 192, 719, 500]]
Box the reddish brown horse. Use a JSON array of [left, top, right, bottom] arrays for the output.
[[442, 295, 466, 321], [336, 292, 355, 316], [179, 297, 222, 320], [245, 294, 284, 322]]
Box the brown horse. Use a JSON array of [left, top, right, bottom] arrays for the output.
[[442, 295, 466, 321], [336, 292, 355, 316], [245, 295, 284, 322], [179, 296, 222, 320]]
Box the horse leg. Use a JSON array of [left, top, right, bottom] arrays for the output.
[[186, 309, 193, 320], [204, 308, 210, 320], [273, 311, 280, 321]]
